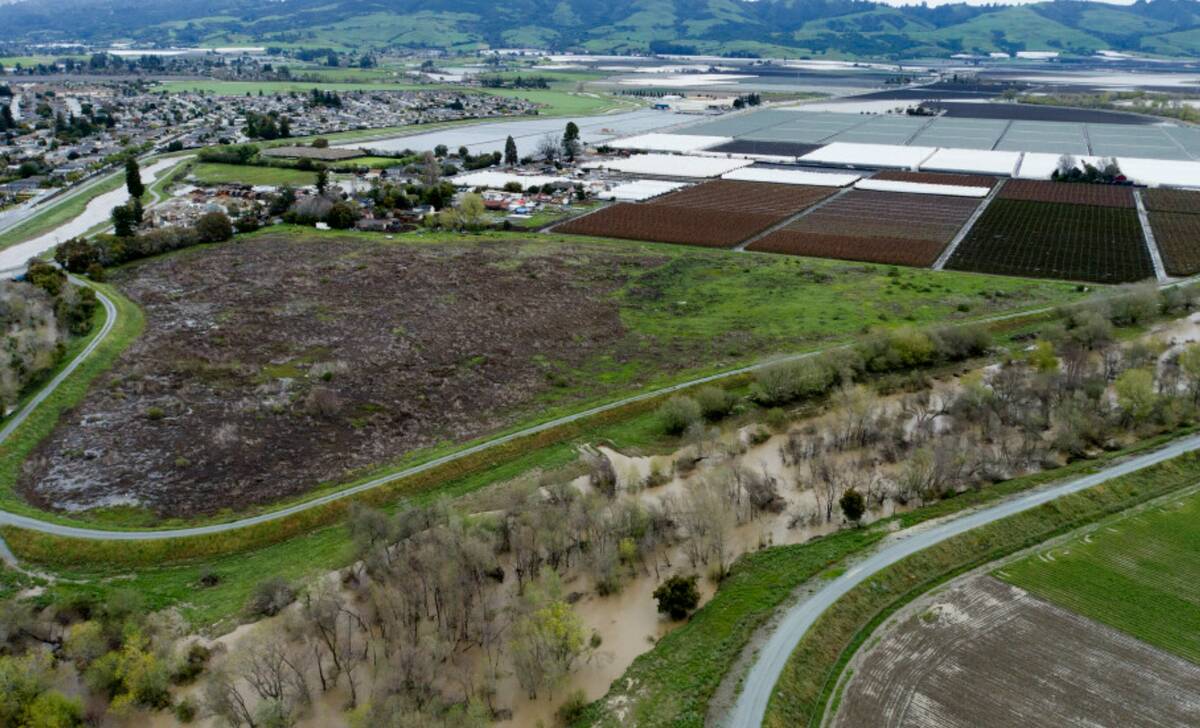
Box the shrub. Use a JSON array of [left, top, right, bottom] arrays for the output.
[[856, 327, 937, 373], [839, 488, 866, 524], [195, 211, 233, 243], [85, 262, 105, 281], [53, 237, 99, 274], [659, 395, 701, 435], [245, 576, 295, 617], [695, 385, 736, 421], [751, 358, 835, 406], [174, 697, 197, 723], [234, 216, 261, 234], [653, 574, 701, 620], [556, 689, 589, 725], [327, 201, 359, 230]]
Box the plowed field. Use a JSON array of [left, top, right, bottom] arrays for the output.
[[1143, 188, 1200, 215], [557, 180, 834, 248], [747, 190, 980, 267], [1149, 211, 1200, 276], [871, 170, 996, 189], [999, 179, 1135, 208]]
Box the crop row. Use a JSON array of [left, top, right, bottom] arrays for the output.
[[748, 190, 980, 267], [1143, 188, 1200, 215], [871, 170, 996, 189], [1149, 211, 1200, 276], [999, 179, 1134, 209], [557, 204, 783, 247], [558, 180, 834, 248], [748, 232, 946, 267], [947, 199, 1152, 283]]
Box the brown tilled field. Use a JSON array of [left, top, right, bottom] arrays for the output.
[[18, 235, 678, 517], [747, 190, 981, 267], [557, 180, 834, 248], [999, 179, 1135, 208], [834, 574, 1200, 728], [870, 170, 996, 189]]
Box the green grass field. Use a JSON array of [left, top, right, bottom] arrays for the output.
[[998, 488, 1200, 663], [190, 162, 319, 187]]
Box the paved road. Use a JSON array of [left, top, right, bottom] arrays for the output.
[[725, 432, 1200, 728]]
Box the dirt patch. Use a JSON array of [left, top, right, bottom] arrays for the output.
[[834, 574, 1200, 728], [18, 235, 667, 517]]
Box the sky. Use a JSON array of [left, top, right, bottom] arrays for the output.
[[873, 0, 1137, 5]]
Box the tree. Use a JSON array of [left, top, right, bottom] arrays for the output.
[[508, 573, 588, 699], [312, 137, 329, 149], [195, 211, 233, 243], [653, 574, 700, 620], [839, 488, 866, 524], [504, 135, 518, 166], [315, 167, 330, 196], [124, 157, 143, 199], [420, 152, 441, 188], [537, 133, 560, 163], [562, 121, 581, 161], [1114, 367, 1157, 424], [659, 395, 701, 435], [456, 193, 487, 230], [327, 202, 358, 230], [111, 204, 135, 237]]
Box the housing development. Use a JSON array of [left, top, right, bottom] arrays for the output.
[[3, 4, 1200, 728]]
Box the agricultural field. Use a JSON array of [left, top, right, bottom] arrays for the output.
[[946, 199, 1153, 283], [834, 574, 1200, 728], [998, 489, 1200, 663], [1144, 189, 1200, 275], [870, 170, 996, 189], [558, 180, 834, 248], [747, 190, 982, 267], [189, 162, 323, 187], [999, 179, 1135, 208], [15, 231, 1080, 521]]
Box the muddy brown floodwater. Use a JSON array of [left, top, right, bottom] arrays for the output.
[[18, 235, 672, 516]]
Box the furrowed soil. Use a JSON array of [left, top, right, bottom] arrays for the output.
[[834, 574, 1200, 728], [14, 232, 1080, 519]]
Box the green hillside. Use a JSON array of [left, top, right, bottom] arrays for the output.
[[7, 0, 1200, 59]]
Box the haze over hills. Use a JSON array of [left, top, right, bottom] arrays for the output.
[[5, 0, 1200, 59]]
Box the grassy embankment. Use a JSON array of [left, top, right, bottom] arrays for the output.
[[0, 175, 125, 252], [760, 447, 1200, 728], [998, 486, 1200, 663]]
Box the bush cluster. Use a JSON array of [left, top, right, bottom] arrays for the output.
[[54, 212, 233, 274]]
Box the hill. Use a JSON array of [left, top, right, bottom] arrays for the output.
[[7, 0, 1200, 59]]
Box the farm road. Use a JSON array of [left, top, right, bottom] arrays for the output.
[[725, 432, 1200, 728]]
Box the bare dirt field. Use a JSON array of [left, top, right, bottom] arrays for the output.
[[834, 574, 1200, 728], [18, 235, 666, 517]]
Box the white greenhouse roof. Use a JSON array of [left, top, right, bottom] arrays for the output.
[[854, 179, 989, 198], [584, 154, 753, 178], [721, 167, 860, 187], [609, 133, 731, 153], [598, 180, 689, 201], [451, 171, 572, 189], [799, 142, 937, 170], [1116, 157, 1200, 188], [920, 148, 1021, 177]]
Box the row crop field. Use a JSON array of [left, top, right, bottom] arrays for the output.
[[1145, 189, 1200, 276], [997, 489, 1200, 665], [1143, 188, 1200, 215], [747, 190, 981, 267], [871, 170, 996, 189], [557, 180, 833, 248], [946, 199, 1153, 283], [999, 179, 1135, 209]]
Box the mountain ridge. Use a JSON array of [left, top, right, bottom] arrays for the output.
[[5, 0, 1200, 59]]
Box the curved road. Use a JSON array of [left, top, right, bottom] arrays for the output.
[[726, 432, 1200, 727]]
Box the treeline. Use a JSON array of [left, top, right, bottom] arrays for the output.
[[55, 212, 233, 276]]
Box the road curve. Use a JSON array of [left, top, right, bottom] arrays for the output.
[[725, 432, 1200, 728]]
